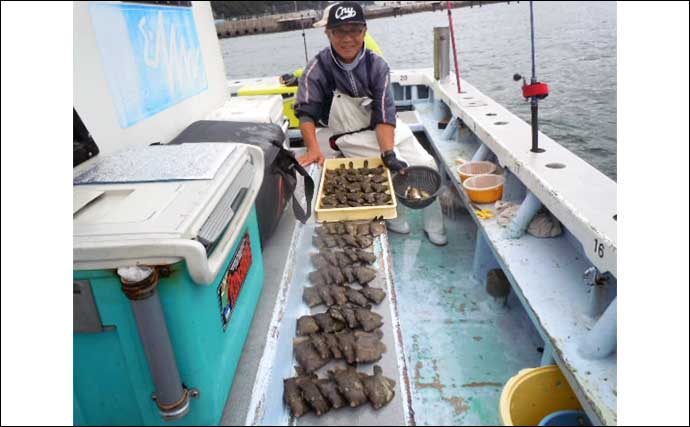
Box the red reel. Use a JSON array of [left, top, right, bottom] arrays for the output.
[[522, 82, 549, 99]]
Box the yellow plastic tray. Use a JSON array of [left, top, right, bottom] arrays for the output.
[[315, 157, 398, 222]]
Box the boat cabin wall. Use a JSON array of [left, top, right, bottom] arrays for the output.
[[73, 1, 226, 158]]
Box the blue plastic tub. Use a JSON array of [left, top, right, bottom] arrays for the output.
[[538, 410, 592, 426]]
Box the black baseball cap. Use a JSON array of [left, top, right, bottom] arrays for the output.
[[323, 2, 366, 29]]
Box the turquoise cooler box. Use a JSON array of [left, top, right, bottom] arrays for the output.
[[73, 143, 265, 425]]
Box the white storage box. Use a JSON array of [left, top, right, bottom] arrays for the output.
[[207, 95, 285, 127]]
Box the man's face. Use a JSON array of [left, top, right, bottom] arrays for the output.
[[326, 24, 367, 62]]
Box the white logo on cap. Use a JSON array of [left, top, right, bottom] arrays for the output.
[[335, 6, 357, 20]]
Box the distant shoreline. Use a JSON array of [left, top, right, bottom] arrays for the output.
[[216, 1, 514, 39]]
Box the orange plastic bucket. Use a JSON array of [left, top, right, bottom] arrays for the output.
[[457, 161, 497, 182], [463, 174, 505, 203]]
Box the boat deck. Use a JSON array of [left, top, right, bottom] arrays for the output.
[[221, 116, 543, 426], [390, 206, 542, 425], [221, 70, 617, 426]]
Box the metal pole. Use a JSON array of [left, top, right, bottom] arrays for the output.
[[506, 191, 543, 239], [433, 27, 450, 81], [580, 298, 617, 359], [531, 99, 539, 152], [529, 1, 543, 153]]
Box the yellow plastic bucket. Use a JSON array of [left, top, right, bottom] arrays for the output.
[[499, 365, 583, 426]]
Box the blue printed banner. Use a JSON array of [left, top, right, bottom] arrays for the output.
[[89, 3, 208, 128]]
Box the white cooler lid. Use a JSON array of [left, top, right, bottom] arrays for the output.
[[206, 95, 285, 126], [73, 143, 265, 285]]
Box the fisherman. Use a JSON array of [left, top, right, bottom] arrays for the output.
[[295, 1, 447, 246]]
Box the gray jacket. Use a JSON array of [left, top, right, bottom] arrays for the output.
[[295, 46, 396, 129]]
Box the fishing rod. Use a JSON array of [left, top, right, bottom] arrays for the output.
[[446, 1, 462, 93], [514, 1, 549, 153], [295, 1, 309, 64]]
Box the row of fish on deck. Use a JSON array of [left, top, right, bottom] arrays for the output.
[[283, 218, 397, 417]]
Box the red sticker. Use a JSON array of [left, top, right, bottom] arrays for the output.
[[217, 232, 253, 331]]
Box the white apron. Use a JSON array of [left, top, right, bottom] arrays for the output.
[[326, 90, 445, 236], [327, 90, 437, 170]]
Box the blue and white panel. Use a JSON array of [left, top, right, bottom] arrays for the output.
[[89, 2, 208, 128]]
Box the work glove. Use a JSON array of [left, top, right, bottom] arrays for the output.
[[381, 150, 408, 173], [279, 73, 298, 87]]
